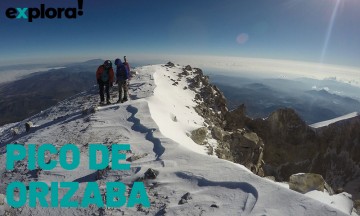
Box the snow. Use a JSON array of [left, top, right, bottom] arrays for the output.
[[305, 191, 354, 215], [147, 65, 207, 155], [0, 64, 356, 215], [310, 112, 359, 128], [274, 181, 355, 215]]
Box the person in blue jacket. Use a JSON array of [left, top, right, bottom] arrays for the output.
[[114, 58, 129, 103]]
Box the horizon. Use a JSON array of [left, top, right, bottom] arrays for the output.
[[2, 55, 359, 87], [1, 0, 360, 68]]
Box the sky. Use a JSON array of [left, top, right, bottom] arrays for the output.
[[0, 0, 359, 68]]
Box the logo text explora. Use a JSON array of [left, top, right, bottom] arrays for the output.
[[5, 0, 84, 22]]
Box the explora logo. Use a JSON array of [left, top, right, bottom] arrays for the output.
[[5, 0, 83, 22]]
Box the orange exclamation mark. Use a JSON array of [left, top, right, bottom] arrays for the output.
[[78, 0, 83, 16]]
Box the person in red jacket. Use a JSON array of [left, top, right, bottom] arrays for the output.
[[96, 60, 114, 105]]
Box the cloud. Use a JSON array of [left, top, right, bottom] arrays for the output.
[[112, 53, 360, 87], [156, 55, 360, 87]]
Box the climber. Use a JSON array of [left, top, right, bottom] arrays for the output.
[[96, 60, 114, 105], [115, 58, 129, 103]]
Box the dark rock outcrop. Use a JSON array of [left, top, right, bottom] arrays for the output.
[[224, 104, 252, 130], [247, 109, 360, 199], [178, 192, 192, 205], [25, 121, 33, 132], [165, 62, 175, 67], [185, 66, 264, 176], [184, 65, 192, 71], [144, 168, 159, 179]]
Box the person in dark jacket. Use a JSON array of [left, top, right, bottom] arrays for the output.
[[115, 58, 129, 103], [123, 56, 131, 74], [96, 60, 114, 105]]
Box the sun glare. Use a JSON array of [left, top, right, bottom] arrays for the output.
[[320, 0, 342, 64]]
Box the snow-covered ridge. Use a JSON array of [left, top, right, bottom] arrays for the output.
[[0, 64, 355, 215], [310, 112, 359, 128]]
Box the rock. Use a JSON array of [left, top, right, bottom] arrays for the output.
[[210, 204, 219, 208], [144, 168, 159, 179], [211, 126, 224, 141], [178, 192, 192, 205], [25, 121, 33, 132], [11, 127, 19, 136], [181, 69, 189, 76], [96, 166, 111, 180], [223, 130, 265, 176], [289, 173, 327, 194], [194, 94, 201, 101], [165, 62, 175, 67], [207, 145, 214, 155], [130, 70, 138, 76], [0, 193, 5, 205], [335, 187, 345, 194], [185, 64, 266, 177], [91, 106, 98, 113], [224, 130, 261, 149], [224, 104, 248, 130], [324, 182, 334, 195], [264, 176, 276, 181], [215, 142, 234, 162], [267, 108, 308, 133], [354, 199, 360, 213], [190, 127, 207, 145], [201, 75, 210, 86], [126, 153, 148, 162], [245, 108, 319, 181], [189, 76, 202, 89], [193, 68, 204, 76], [184, 65, 192, 71], [82, 106, 98, 115]]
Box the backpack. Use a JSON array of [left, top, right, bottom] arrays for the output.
[[116, 64, 128, 80], [101, 67, 109, 82]]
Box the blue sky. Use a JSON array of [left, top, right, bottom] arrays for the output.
[[0, 0, 359, 67]]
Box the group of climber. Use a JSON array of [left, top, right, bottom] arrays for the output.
[[96, 56, 130, 105]]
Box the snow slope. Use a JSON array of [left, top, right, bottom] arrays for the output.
[[0, 64, 355, 215], [310, 112, 359, 128]]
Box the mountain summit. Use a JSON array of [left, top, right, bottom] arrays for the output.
[[0, 63, 355, 215]]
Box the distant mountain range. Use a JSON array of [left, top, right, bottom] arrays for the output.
[[210, 75, 360, 124], [0, 60, 105, 126]]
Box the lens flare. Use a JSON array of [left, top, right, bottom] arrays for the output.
[[236, 33, 249, 44], [320, 0, 341, 63]]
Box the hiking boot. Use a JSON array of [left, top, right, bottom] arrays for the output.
[[99, 101, 105, 105], [116, 99, 122, 103], [106, 101, 111, 105], [122, 97, 128, 103]]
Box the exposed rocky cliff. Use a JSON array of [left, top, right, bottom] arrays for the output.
[[180, 65, 265, 176], [180, 64, 360, 201], [248, 109, 360, 199]]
